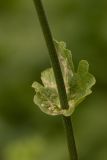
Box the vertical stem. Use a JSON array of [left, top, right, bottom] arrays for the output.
[[33, 0, 78, 160], [63, 116, 78, 160], [33, 0, 68, 110]]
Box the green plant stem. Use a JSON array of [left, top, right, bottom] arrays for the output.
[[63, 116, 78, 160], [33, 0, 78, 160], [33, 0, 68, 110]]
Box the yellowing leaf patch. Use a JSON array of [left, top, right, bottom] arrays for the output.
[[32, 40, 96, 116]]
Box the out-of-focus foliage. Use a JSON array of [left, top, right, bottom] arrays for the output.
[[3, 136, 45, 160], [0, 0, 107, 160]]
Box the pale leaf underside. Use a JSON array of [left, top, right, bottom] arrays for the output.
[[32, 40, 96, 116]]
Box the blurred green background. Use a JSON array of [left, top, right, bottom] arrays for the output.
[[0, 0, 107, 159]]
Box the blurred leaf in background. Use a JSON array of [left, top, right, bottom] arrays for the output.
[[3, 136, 45, 160], [0, 0, 107, 160]]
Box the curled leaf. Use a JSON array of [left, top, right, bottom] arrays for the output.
[[32, 40, 96, 116]]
